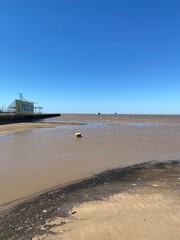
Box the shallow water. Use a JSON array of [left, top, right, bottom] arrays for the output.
[[0, 114, 180, 208]]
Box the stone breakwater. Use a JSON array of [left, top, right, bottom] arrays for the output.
[[0, 113, 61, 124]]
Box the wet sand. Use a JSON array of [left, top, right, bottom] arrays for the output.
[[0, 121, 83, 135], [0, 161, 179, 240]]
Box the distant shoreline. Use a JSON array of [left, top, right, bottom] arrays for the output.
[[1, 113, 180, 126]]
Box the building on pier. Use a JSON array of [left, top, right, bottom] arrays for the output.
[[7, 94, 43, 114], [8, 100, 34, 114]]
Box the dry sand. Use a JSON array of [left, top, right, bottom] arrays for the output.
[[33, 192, 179, 240]]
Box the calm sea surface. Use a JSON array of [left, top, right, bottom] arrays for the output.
[[1, 114, 180, 208]]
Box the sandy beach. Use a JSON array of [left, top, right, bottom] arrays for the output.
[[0, 161, 179, 240], [0, 115, 180, 239]]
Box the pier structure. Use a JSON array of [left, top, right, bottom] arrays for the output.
[[0, 94, 60, 124], [0, 113, 60, 124]]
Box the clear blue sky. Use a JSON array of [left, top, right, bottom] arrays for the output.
[[0, 0, 180, 114]]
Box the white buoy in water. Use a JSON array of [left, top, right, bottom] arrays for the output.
[[75, 132, 82, 137]]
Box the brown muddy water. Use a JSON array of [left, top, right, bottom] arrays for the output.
[[0, 114, 180, 210]]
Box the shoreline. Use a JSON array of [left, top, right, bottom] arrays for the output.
[[0, 159, 174, 215], [0, 160, 179, 240], [0, 176, 90, 216]]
